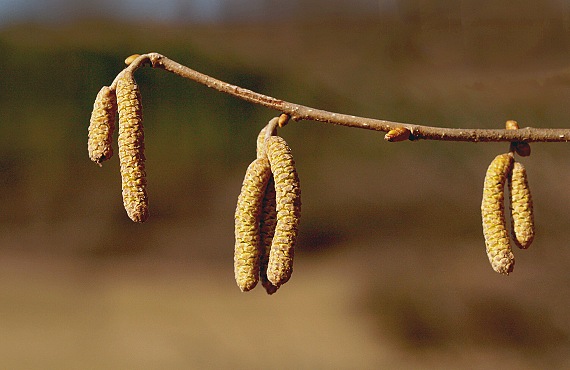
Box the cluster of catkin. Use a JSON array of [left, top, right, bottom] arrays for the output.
[[88, 60, 149, 223], [481, 120, 534, 275], [234, 117, 302, 294]]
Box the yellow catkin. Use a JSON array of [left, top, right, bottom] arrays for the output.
[[481, 153, 515, 275], [234, 157, 272, 292], [509, 162, 534, 249], [256, 125, 279, 294], [88, 86, 117, 165], [116, 71, 149, 223], [259, 176, 279, 294], [265, 136, 301, 287]]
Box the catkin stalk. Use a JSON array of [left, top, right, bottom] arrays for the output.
[[88, 86, 117, 165], [256, 119, 278, 159], [116, 71, 149, 223], [234, 157, 272, 292], [265, 136, 301, 287], [509, 162, 534, 249], [481, 153, 515, 275]]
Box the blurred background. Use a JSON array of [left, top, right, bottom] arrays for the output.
[[1, 0, 570, 368]]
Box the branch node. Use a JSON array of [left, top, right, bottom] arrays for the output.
[[506, 120, 531, 157]]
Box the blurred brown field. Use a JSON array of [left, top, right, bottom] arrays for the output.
[[1, 3, 570, 368]]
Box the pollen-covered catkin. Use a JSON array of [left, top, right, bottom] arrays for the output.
[[265, 136, 301, 287], [88, 86, 117, 165], [509, 162, 534, 249], [481, 153, 515, 275], [256, 123, 279, 294], [259, 177, 279, 294], [116, 71, 149, 223], [234, 157, 272, 292]]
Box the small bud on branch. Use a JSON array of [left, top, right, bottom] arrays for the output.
[[384, 127, 411, 142]]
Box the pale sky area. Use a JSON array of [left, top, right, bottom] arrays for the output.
[[1, 0, 569, 27], [0, 0, 400, 25]]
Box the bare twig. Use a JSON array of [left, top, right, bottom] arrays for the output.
[[124, 52, 570, 143]]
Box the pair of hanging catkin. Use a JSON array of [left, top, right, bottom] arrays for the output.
[[481, 121, 534, 275], [234, 118, 301, 294], [88, 69, 149, 223]]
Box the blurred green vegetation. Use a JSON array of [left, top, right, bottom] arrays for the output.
[[2, 15, 570, 266], [2, 18, 570, 235]]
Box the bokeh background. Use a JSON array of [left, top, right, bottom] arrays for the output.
[[1, 0, 570, 368]]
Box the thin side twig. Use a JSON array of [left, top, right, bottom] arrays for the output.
[[125, 52, 570, 143]]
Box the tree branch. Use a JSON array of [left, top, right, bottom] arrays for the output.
[[125, 52, 570, 143]]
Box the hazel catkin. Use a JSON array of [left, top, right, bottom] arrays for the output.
[[481, 153, 515, 275], [509, 161, 534, 249], [234, 157, 272, 292], [256, 123, 279, 294], [265, 135, 301, 287], [116, 71, 149, 223], [259, 176, 279, 294], [88, 86, 117, 165]]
